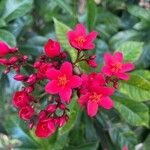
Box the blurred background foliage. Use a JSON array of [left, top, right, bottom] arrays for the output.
[[0, 0, 150, 149]]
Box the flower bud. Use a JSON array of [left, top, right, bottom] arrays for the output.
[[29, 122, 34, 129], [26, 74, 37, 84], [9, 47, 18, 53], [60, 51, 67, 59], [88, 59, 98, 68], [19, 105, 34, 120], [59, 115, 68, 127], [4, 68, 10, 74], [9, 56, 18, 64], [89, 54, 96, 60], [0, 58, 9, 65], [22, 55, 28, 61], [44, 39, 61, 58], [39, 110, 47, 120], [0, 40, 11, 57], [14, 74, 27, 81], [46, 104, 57, 113], [58, 104, 66, 110], [34, 61, 41, 68], [25, 86, 34, 93]]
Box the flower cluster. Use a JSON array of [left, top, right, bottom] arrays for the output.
[[0, 23, 134, 138]]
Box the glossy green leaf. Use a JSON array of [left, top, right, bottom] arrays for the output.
[[0, 19, 6, 27], [131, 70, 150, 80], [87, 0, 97, 31], [114, 94, 149, 127], [0, 29, 16, 46], [109, 123, 137, 149], [119, 74, 150, 102], [116, 41, 143, 62], [2, 0, 33, 22], [53, 18, 77, 62], [128, 5, 150, 22]]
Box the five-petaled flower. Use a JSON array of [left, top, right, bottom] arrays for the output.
[[78, 73, 114, 117], [45, 62, 82, 103], [67, 24, 98, 50], [102, 52, 135, 80]]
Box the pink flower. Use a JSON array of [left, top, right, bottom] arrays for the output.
[[35, 118, 56, 138], [19, 105, 34, 120], [78, 73, 114, 117], [12, 91, 30, 108], [44, 39, 61, 58], [102, 52, 135, 80], [67, 24, 98, 50], [45, 62, 82, 103]]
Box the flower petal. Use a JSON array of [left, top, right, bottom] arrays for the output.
[[60, 62, 72, 77], [83, 43, 95, 50], [46, 68, 60, 80], [86, 31, 98, 41], [122, 63, 135, 72], [102, 66, 112, 76], [114, 52, 123, 62], [78, 94, 89, 107], [95, 73, 106, 85], [87, 100, 98, 117], [75, 24, 86, 35], [97, 87, 115, 96], [69, 75, 82, 88], [104, 52, 113, 64], [115, 72, 129, 80], [99, 96, 114, 109], [59, 88, 72, 103], [45, 80, 60, 94]]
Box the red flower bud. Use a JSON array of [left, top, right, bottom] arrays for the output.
[[46, 104, 57, 113], [59, 104, 66, 110], [88, 59, 98, 68], [60, 51, 67, 59], [9, 47, 18, 53], [26, 74, 37, 84], [22, 55, 28, 61], [9, 56, 18, 64], [39, 110, 48, 120], [12, 91, 30, 108], [29, 122, 34, 129], [44, 39, 61, 58], [19, 105, 34, 120], [25, 86, 34, 93], [0, 41, 11, 57], [0, 58, 9, 65], [34, 61, 41, 68], [14, 74, 27, 81], [4, 68, 10, 74], [59, 115, 68, 127], [89, 54, 96, 60]]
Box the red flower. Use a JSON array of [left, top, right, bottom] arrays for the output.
[[19, 105, 34, 120], [67, 24, 98, 50], [78, 73, 114, 117], [12, 91, 30, 108], [0, 41, 11, 57], [102, 52, 135, 80], [35, 118, 56, 138], [45, 62, 82, 103], [122, 146, 128, 150], [44, 39, 61, 58], [37, 62, 52, 79]]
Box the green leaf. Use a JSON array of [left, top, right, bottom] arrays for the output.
[[114, 94, 149, 127], [0, 29, 16, 47], [119, 74, 150, 102], [55, 0, 74, 17], [0, 19, 6, 27], [2, 0, 33, 22], [128, 5, 150, 22], [109, 123, 137, 149], [59, 94, 79, 135], [87, 0, 97, 31], [116, 41, 143, 62], [53, 18, 77, 62], [64, 141, 99, 150]]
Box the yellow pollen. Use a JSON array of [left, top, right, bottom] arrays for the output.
[[75, 36, 86, 46], [58, 75, 68, 87], [111, 62, 122, 73], [89, 92, 102, 102]]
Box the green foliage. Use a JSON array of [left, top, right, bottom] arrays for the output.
[[0, 0, 150, 150]]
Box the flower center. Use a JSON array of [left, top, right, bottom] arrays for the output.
[[111, 62, 122, 73], [41, 123, 49, 132], [75, 36, 86, 46], [58, 75, 68, 87], [89, 92, 102, 102]]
